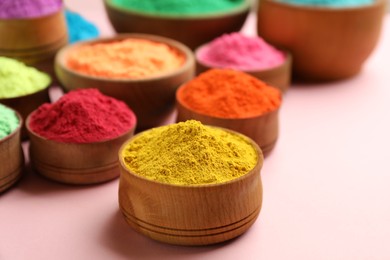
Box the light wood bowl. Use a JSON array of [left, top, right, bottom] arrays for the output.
[[0, 82, 51, 140], [195, 45, 292, 93], [103, 0, 251, 50], [0, 9, 68, 82], [55, 34, 195, 131], [257, 0, 386, 81], [0, 108, 24, 193], [26, 114, 136, 185], [176, 88, 280, 157], [118, 127, 263, 245]]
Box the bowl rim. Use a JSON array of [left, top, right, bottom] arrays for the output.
[[25, 108, 137, 145], [118, 124, 264, 188], [195, 42, 292, 74], [0, 105, 23, 143], [0, 6, 65, 22], [260, 0, 386, 11], [104, 0, 252, 19], [55, 33, 195, 83]]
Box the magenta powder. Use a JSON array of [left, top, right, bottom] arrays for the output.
[[0, 0, 63, 19], [29, 88, 137, 143], [197, 33, 286, 71]]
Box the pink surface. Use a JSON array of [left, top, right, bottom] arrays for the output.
[[1, 1, 390, 259]]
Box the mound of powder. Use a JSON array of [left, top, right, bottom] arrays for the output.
[[0, 104, 20, 139], [197, 33, 286, 71], [29, 89, 137, 143], [66, 39, 185, 79], [0, 0, 62, 19], [277, 0, 373, 7], [65, 9, 100, 44], [0, 57, 51, 99]]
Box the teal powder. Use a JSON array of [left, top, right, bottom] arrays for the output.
[[277, 0, 374, 7], [0, 104, 19, 139], [112, 0, 245, 15], [65, 9, 99, 44]]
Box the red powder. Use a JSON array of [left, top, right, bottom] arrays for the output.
[[29, 88, 136, 143]]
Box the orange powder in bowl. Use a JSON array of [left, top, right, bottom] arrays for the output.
[[66, 38, 185, 79]]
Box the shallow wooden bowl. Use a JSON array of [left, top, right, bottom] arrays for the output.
[[118, 128, 263, 245], [0, 82, 51, 140], [103, 0, 251, 50], [26, 115, 136, 185], [176, 88, 280, 156], [257, 0, 386, 81], [55, 34, 195, 131], [0, 108, 24, 193], [195, 45, 292, 93], [0, 9, 68, 81]]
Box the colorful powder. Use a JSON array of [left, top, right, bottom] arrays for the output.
[[0, 104, 20, 139], [66, 38, 185, 79], [277, 0, 374, 7], [121, 120, 258, 185], [197, 33, 286, 71], [65, 9, 99, 44], [29, 89, 136, 143], [177, 69, 281, 118], [112, 0, 245, 15], [0, 57, 51, 99], [0, 0, 62, 19]]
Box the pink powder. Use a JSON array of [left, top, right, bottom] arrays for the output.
[[197, 33, 286, 71], [0, 0, 62, 19]]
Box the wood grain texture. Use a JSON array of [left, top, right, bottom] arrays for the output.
[[0, 111, 24, 193], [257, 0, 386, 81], [118, 130, 263, 245], [55, 34, 195, 131], [26, 116, 136, 185]]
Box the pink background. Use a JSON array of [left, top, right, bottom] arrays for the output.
[[1, 1, 390, 259]]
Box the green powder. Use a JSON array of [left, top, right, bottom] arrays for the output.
[[0, 57, 51, 99], [0, 104, 19, 139], [112, 0, 245, 15]]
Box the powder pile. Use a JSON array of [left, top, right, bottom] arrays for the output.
[[112, 0, 245, 15], [197, 33, 286, 71], [65, 9, 99, 44], [0, 0, 62, 19], [121, 120, 258, 185], [29, 89, 136, 143], [0, 104, 20, 139], [278, 0, 373, 7], [66, 39, 185, 79], [0, 57, 51, 99], [177, 69, 281, 118]]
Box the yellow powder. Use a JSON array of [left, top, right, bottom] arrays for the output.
[[66, 38, 185, 79], [121, 120, 258, 185]]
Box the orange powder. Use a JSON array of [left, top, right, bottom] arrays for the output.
[[66, 38, 185, 79], [177, 69, 281, 118]]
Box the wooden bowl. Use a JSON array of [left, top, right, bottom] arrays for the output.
[[0, 9, 68, 82], [118, 128, 263, 245], [26, 114, 136, 185], [257, 0, 386, 81], [0, 108, 24, 193], [0, 82, 51, 140], [176, 88, 280, 157], [55, 34, 195, 131], [195, 45, 292, 93], [103, 0, 251, 50]]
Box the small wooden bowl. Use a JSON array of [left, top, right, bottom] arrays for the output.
[[103, 0, 251, 50], [26, 115, 136, 185], [176, 88, 280, 156], [55, 34, 195, 131], [0, 9, 68, 81], [195, 45, 292, 93], [257, 0, 386, 81], [0, 82, 51, 140], [118, 128, 263, 246], [0, 108, 24, 193]]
